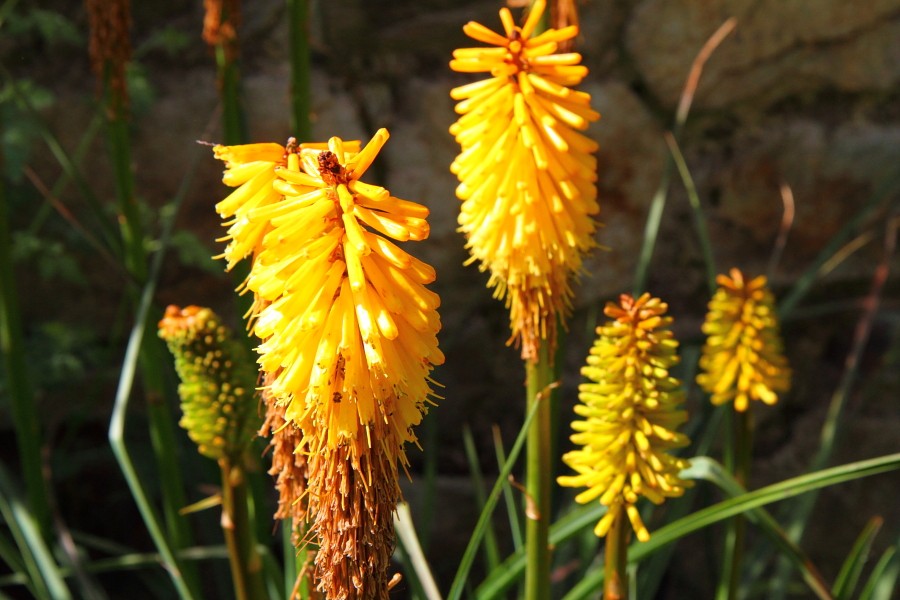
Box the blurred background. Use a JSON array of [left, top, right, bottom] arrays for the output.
[[2, 0, 899, 597]]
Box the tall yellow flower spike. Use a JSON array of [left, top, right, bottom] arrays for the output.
[[212, 130, 443, 598], [697, 268, 791, 412], [449, 0, 600, 361], [558, 294, 691, 542]]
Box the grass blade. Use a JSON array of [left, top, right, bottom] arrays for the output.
[[633, 18, 735, 295], [394, 502, 443, 600], [859, 543, 898, 600], [474, 502, 607, 598], [561, 453, 900, 600], [0, 164, 52, 536], [688, 457, 832, 600], [771, 218, 897, 597], [447, 393, 544, 600], [665, 132, 716, 294], [833, 517, 882, 600], [0, 465, 71, 600], [492, 424, 523, 552], [462, 425, 501, 572], [106, 135, 205, 600], [107, 261, 196, 600]]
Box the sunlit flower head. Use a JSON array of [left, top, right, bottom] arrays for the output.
[[158, 305, 259, 462], [449, 0, 600, 361], [558, 294, 691, 542], [697, 268, 791, 412], [212, 129, 442, 597]]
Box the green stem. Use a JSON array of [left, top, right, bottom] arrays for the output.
[[282, 523, 298, 598], [220, 459, 266, 600], [604, 512, 629, 600], [0, 174, 53, 539], [215, 45, 246, 146], [287, 0, 312, 141], [718, 410, 751, 600], [524, 343, 553, 600]]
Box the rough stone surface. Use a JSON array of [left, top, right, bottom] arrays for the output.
[[627, 0, 900, 110]]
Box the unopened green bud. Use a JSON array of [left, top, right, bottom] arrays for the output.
[[159, 305, 259, 461]]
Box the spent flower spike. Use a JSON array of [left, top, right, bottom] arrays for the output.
[[559, 294, 691, 542], [697, 268, 791, 412], [449, 0, 600, 361], [212, 129, 443, 598]]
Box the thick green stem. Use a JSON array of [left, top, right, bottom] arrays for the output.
[[0, 164, 53, 538], [220, 458, 266, 600], [284, 2, 315, 596], [287, 0, 312, 141], [524, 343, 553, 600], [718, 410, 752, 599], [215, 45, 246, 146], [604, 512, 629, 600]]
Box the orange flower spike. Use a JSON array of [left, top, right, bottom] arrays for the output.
[[450, 0, 600, 361]]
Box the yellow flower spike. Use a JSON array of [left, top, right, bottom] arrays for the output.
[[558, 293, 692, 541], [211, 128, 442, 598], [697, 268, 791, 411], [450, 0, 600, 361]]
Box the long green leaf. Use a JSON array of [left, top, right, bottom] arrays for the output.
[[687, 457, 831, 600], [665, 132, 716, 294], [0, 465, 71, 600], [771, 217, 897, 598], [462, 425, 501, 572], [633, 166, 672, 295], [492, 425, 523, 552], [447, 397, 543, 600], [107, 139, 204, 600], [394, 502, 442, 600], [561, 453, 900, 600], [474, 503, 606, 598], [833, 517, 883, 600], [108, 255, 195, 600], [859, 544, 898, 600], [0, 155, 52, 537]]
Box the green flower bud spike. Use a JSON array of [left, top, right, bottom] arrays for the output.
[[159, 305, 259, 461]]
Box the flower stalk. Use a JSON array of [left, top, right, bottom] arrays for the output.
[[697, 269, 791, 600], [203, 0, 245, 145], [220, 457, 266, 600], [603, 507, 629, 600], [525, 343, 553, 598], [287, 0, 312, 141]]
